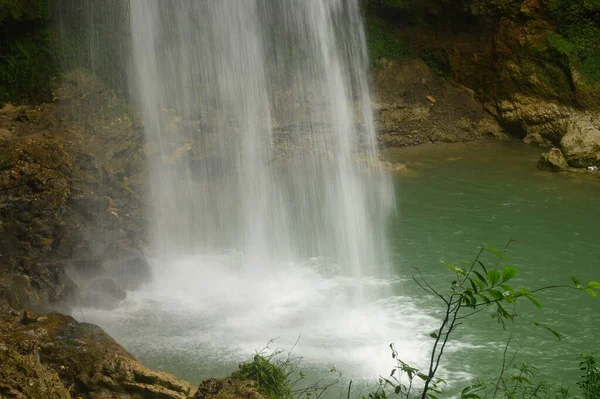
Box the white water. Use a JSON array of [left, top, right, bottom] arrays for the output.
[[129, 0, 392, 276], [81, 254, 442, 384]]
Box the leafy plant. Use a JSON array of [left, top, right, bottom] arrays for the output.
[[233, 340, 340, 399], [547, 0, 600, 82], [364, 243, 600, 399], [233, 354, 293, 399], [578, 353, 600, 399]]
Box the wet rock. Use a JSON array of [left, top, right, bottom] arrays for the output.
[[523, 132, 551, 146], [0, 309, 194, 399], [538, 147, 569, 171], [194, 378, 264, 399], [0, 262, 78, 313], [0, 70, 148, 312]]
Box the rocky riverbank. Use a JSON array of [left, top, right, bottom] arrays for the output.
[[366, 0, 600, 171]]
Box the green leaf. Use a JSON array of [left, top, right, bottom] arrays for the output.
[[588, 281, 600, 290], [526, 294, 542, 309], [477, 293, 490, 304], [488, 289, 504, 300], [533, 322, 564, 340], [469, 279, 479, 294], [429, 332, 438, 339], [476, 261, 488, 275], [461, 383, 486, 398], [483, 244, 507, 260], [585, 287, 597, 297], [487, 269, 501, 286], [473, 270, 487, 286], [501, 266, 518, 282], [443, 261, 466, 276], [570, 276, 581, 286], [472, 278, 486, 291], [499, 284, 516, 293]]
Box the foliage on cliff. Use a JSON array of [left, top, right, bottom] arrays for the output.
[[364, 0, 600, 109], [0, 0, 57, 103]]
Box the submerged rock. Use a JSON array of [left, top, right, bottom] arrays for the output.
[[538, 148, 569, 171]]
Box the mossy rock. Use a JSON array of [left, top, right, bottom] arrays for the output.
[[0, 347, 71, 399]]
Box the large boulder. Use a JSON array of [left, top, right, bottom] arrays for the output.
[[538, 147, 569, 171], [560, 118, 600, 168], [193, 378, 264, 399], [0, 308, 194, 398]]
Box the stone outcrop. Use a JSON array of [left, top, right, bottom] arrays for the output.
[[537, 147, 569, 171], [0, 305, 194, 398], [366, 0, 600, 170], [0, 70, 149, 312], [372, 59, 507, 147], [193, 378, 264, 399], [497, 96, 600, 169], [560, 118, 600, 168]]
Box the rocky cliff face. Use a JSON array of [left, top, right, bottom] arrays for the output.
[[366, 0, 600, 169], [0, 70, 149, 312]]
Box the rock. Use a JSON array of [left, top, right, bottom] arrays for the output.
[[0, 263, 78, 313], [523, 132, 551, 146], [0, 71, 148, 313], [193, 378, 264, 399], [0, 309, 194, 399], [0, 347, 72, 399], [560, 119, 600, 168], [538, 148, 569, 171], [373, 59, 504, 147]]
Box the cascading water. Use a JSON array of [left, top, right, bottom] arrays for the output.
[[76, 0, 438, 386], [130, 0, 392, 277]]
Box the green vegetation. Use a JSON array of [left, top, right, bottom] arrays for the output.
[[547, 0, 600, 82], [233, 343, 340, 399], [0, 0, 52, 24], [0, 0, 57, 103], [361, 243, 600, 399], [0, 27, 57, 103], [365, 17, 410, 66], [233, 354, 293, 399]]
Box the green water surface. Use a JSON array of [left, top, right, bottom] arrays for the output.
[[384, 140, 600, 389]]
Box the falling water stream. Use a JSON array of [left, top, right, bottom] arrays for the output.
[[78, 0, 417, 388]]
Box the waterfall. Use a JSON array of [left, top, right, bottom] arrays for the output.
[[129, 0, 393, 278], [64, 1, 443, 382]]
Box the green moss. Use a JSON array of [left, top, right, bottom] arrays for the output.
[[0, 27, 58, 103], [0, 0, 52, 24], [547, 0, 600, 82], [231, 355, 292, 399], [365, 17, 410, 66], [420, 48, 451, 78]]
